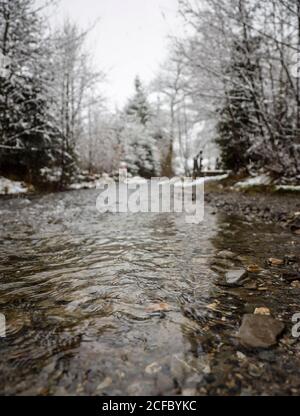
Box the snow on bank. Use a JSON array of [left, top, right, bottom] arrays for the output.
[[0, 177, 28, 195], [234, 174, 272, 189], [68, 180, 106, 191], [174, 174, 229, 188], [276, 185, 300, 192]]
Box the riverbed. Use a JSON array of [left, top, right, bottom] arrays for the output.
[[0, 189, 300, 395]]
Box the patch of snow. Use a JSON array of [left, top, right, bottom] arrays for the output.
[[69, 181, 99, 190], [125, 176, 148, 185], [203, 174, 229, 184], [235, 174, 272, 189], [0, 177, 28, 195], [174, 174, 229, 188], [276, 185, 300, 192], [40, 167, 62, 183]]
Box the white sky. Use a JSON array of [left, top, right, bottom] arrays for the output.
[[57, 0, 182, 109]]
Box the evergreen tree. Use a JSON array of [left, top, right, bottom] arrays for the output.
[[122, 77, 160, 177], [216, 38, 261, 172], [0, 0, 65, 184], [125, 76, 151, 125]]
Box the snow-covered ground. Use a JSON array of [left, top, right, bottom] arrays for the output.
[[174, 174, 229, 188], [69, 179, 109, 190], [0, 177, 28, 195], [276, 185, 300, 192], [234, 174, 272, 189]]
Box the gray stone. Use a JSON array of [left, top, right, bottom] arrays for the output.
[[238, 314, 285, 349], [225, 269, 247, 286], [217, 250, 237, 260]]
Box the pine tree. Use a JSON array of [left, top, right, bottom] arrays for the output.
[[122, 77, 160, 177], [125, 76, 151, 125], [216, 38, 261, 172], [0, 0, 64, 184]]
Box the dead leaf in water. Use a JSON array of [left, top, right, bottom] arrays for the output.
[[254, 307, 271, 316], [145, 362, 162, 375], [267, 258, 284, 266], [146, 303, 171, 313], [206, 300, 220, 311], [247, 264, 261, 273], [96, 377, 112, 391]]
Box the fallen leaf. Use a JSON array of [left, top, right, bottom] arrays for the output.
[[145, 362, 162, 375], [247, 264, 261, 273], [236, 351, 246, 361], [207, 302, 219, 311], [254, 307, 271, 316], [146, 303, 171, 313], [96, 377, 112, 391], [268, 258, 284, 266]]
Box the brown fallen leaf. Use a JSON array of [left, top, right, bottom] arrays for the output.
[[268, 258, 284, 266], [247, 264, 261, 273], [146, 302, 171, 313], [206, 301, 220, 311], [254, 307, 271, 316]]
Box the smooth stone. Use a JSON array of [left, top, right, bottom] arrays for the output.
[[238, 314, 285, 349], [225, 269, 247, 286], [282, 271, 300, 282], [217, 250, 237, 260], [291, 281, 300, 288]]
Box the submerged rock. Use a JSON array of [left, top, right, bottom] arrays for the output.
[[217, 250, 237, 260], [225, 269, 248, 286], [291, 281, 300, 288], [238, 314, 285, 349], [282, 270, 300, 282], [284, 255, 299, 264], [289, 214, 300, 235], [145, 362, 162, 375]]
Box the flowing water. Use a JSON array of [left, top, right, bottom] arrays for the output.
[[0, 189, 300, 396]]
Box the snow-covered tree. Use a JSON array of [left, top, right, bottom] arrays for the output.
[[121, 77, 160, 178], [120, 121, 160, 178], [49, 19, 105, 186], [0, 0, 62, 183], [174, 0, 300, 180], [125, 76, 152, 125]]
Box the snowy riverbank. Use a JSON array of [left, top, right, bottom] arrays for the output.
[[0, 177, 29, 196]]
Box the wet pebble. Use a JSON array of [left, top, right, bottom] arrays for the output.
[[282, 270, 300, 282], [225, 269, 248, 287], [238, 314, 285, 349], [217, 250, 237, 260]]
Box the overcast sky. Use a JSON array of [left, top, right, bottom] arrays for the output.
[[57, 0, 182, 109]]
